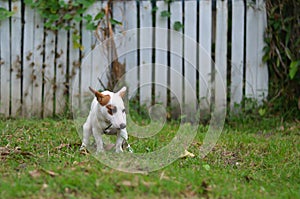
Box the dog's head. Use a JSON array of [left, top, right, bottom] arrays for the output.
[[89, 86, 127, 130]]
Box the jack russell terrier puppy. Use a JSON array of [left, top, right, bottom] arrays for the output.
[[80, 86, 128, 153]]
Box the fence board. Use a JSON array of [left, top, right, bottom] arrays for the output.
[[246, 0, 257, 99], [69, 24, 81, 113], [246, 0, 268, 102], [155, 1, 168, 105], [11, 1, 22, 116], [215, 0, 228, 111], [32, 11, 44, 117], [43, 30, 56, 117], [231, 0, 245, 112], [170, 1, 183, 113], [184, 1, 197, 110], [55, 29, 67, 115], [139, 1, 153, 105], [80, 4, 95, 110], [124, 1, 138, 99], [0, 1, 10, 117], [113, 0, 126, 89], [22, 7, 35, 117], [199, 0, 212, 111], [90, 1, 103, 90], [256, 0, 268, 102]]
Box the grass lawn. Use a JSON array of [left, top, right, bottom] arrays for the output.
[[0, 117, 299, 198]]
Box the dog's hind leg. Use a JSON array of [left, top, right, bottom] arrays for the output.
[[80, 122, 91, 151]]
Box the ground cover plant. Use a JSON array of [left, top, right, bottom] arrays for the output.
[[0, 117, 299, 198]]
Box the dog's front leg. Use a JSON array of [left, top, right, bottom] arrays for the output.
[[92, 128, 104, 153], [80, 122, 91, 151], [116, 129, 128, 153]]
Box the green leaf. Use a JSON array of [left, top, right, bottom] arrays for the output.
[[152, 6, 158, 13], [276, 57, 280, 67], [86, 22, 96, 30], [63, 13, 72, 20], [203, 164, 210, 171], [173, 21, 184, 31], [0, 7, 15, 21], [94, 11, 105, 21], [262, 54, 270, 63], [161, 10, 171, 18], [110, 18, 122, 26], [285, 47, 293, 61], [258, 108, 266, 117], [84, 14, 93, 22], [289, 61, 300, 80], [73, 14, 82, 23]]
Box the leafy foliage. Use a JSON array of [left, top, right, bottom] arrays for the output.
[[160, 10, 171, 18], [24, 0, 97, 30], [0, 7, 14, 21], [24, 0, 104, 50], [173, 21, 184, 31], [264, 0, 300, 115]]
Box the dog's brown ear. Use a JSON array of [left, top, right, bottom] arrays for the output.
[[118, 87, 127, 98], [89, 87, 110, 106]]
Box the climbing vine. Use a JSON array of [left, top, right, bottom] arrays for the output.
[[0, 7, 14, 21], [23, 0, 104, 50]]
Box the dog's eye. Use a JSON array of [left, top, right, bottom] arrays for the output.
[[106, 105, 117, 115]]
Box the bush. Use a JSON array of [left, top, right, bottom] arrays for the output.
[[264, 0, 300, 117]]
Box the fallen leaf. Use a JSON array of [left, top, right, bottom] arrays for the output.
[[72, 161, 86, 166], [29, 170, 41, 178], [182, 185, 197, 198], [41, 169, 58, 177], [41, 183, 48, 190], [0, 146, 10, 155], [119, 176, 139, 187], [141, 180, 156, 187], [119, 180, 138, 187], [201, 180, 213, 193], [55, 143, 70, 150], [180, 150, 195, 158]]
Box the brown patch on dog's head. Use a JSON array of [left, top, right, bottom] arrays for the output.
[[106, 105, 117, 115], [89, 87, 110, 106]]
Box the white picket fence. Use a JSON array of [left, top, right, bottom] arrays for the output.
[[0, 0, 268, 118]]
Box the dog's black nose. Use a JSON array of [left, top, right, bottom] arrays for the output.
[[120, 123, 126, 129]]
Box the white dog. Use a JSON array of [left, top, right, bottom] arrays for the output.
[[80, 87, 128, 153]]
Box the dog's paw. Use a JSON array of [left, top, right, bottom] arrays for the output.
[[115, 147, 123, 153], [95, 149, 105, 155], [79, 144, 86, 151]]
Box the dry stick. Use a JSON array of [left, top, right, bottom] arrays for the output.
[[95, 1, 125, 90], [98, 77, 107, 90]]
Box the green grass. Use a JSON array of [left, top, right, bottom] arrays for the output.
[[0, 117, 299, 198]]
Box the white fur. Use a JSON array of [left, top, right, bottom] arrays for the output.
[[80, 87, 128, 153]]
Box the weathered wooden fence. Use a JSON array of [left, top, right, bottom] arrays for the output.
[[0, 0, 268, 118]]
